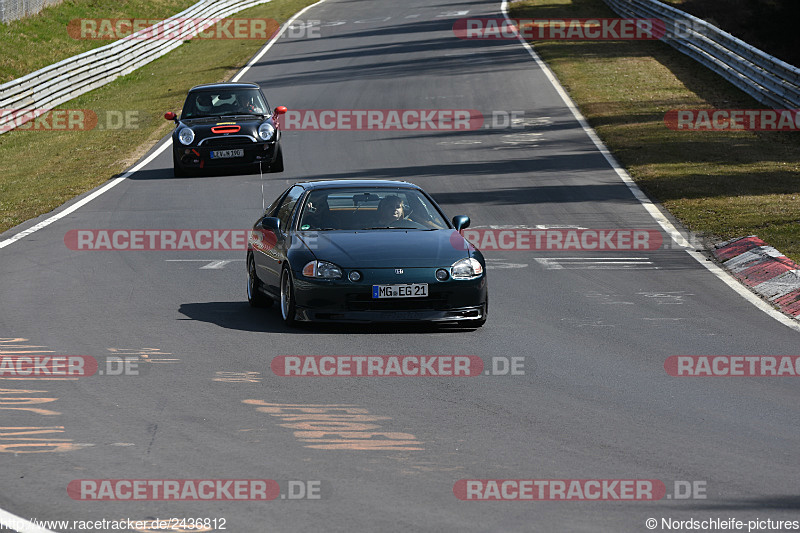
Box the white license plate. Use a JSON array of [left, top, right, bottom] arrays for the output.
[[210, 149, 244, 159], [372, 283, 428, 298]]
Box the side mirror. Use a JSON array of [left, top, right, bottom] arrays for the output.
[[164, 112, 177, 122], [258, 216, 281, 233], [452, 215, 470, 231], [274, 106, 287, 116]]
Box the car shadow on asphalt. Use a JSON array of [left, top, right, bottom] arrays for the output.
[[125, 166, 264, 181], [177, 301, 479, 334]]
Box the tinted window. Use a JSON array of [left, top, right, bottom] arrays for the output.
[[182, 88, 270, 118], [276, 186, 305, 231], [297, 187, 449, 231]]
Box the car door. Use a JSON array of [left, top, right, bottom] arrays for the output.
[[259, 185, 305, 293]]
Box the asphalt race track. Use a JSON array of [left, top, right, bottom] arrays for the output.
[[1, 0, 799, 531]]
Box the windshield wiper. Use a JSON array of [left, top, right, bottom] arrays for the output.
[[218, 113, 265, 119], [361, 226, 413, 230]]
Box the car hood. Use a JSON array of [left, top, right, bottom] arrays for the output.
[[298, 229, 473, 268]]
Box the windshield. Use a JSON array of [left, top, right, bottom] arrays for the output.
[[297, 187, 449, 231], [181, 88, 270, 118]]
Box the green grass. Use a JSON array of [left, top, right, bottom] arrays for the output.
[[0, 0, 200, 83], [510, 0, 800, 262], [0, 0, 316, 234]]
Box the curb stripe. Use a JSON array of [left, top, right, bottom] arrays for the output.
[[713, 236, 800, 320]]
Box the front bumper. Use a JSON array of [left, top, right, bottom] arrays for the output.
[[297, 305, 486, 323], [291, 267, 488, 323], [175, 140, 279, 169]]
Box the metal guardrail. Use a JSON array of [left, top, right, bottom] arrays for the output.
[[602, 0, 800, 110], [0, 0, 273, 134]]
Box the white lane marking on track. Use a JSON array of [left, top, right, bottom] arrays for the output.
[[500, 0, 800, 333], [0, 144, 168, 250], [536, 257, 655, 270], [165, 259, 244, 269], [637, 291, 694, 304], [485, 258, 528, 269], [0, 1, 334, 531]]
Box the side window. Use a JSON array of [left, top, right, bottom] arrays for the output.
[[276, 186, 304, 232], [266, 186, 292, 218]]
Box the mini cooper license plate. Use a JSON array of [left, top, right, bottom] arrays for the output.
[[210, 149, 244, 159], [372, 283, 428, 298]]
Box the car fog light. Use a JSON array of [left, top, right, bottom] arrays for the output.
[[348, 271, 362, 282], [435, 269, 449, 281]]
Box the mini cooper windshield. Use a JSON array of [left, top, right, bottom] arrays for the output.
[[297, 188, 450, 231], [182, 88, 270, 119]]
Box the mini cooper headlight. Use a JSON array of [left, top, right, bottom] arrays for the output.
[[450, 258, 483, 280], [178, 127, 195, 145], [303, 260, 343, 279], [258, 122, 276, 141]]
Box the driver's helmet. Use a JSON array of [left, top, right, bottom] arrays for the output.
[[244, 95, 260, 113], [195, 93, 213, 112]]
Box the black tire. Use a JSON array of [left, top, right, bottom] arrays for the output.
[[173, 151, 188, 177], [269, 143, 284, 173], [247, 255, 272, 308], [280, 267, 297, 326]]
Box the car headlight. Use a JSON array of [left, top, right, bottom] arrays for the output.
[[258, 122, 276, 141], [450, 257, 483, 280], [178, 127, 195, 145], [302, 260, 342, 279]]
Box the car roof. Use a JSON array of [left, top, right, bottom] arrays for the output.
[[188, 82, 260, 92], [294, 179, 421, 191]]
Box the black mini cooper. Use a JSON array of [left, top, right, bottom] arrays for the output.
[[165, 82, 286, 177]]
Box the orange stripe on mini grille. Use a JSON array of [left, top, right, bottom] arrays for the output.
[[211, 125, 241, 134]]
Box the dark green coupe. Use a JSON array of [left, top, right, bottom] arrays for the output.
[[246, 180, 488, 327]]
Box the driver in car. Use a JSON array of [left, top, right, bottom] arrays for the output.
[[241, 94, 263, 114], [195, 93, 213, 114], [375, 196, 408, 226], [301, 196, 331, 230]]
